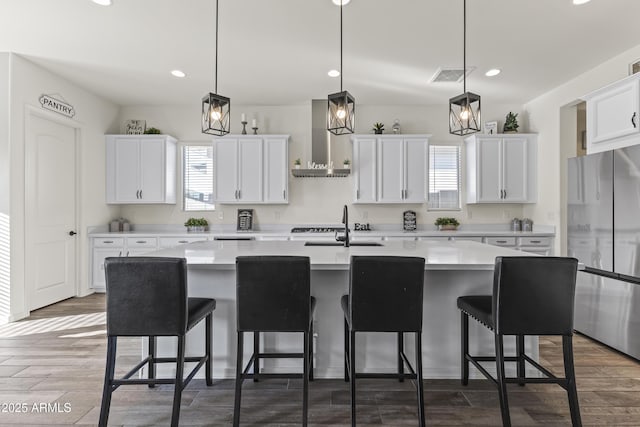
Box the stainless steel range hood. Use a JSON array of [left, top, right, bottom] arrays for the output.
[[291, 99, 350, 178]]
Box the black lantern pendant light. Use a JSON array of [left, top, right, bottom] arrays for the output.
[[449, 0, 481, 136], [327, 1, 355, 135], [202, 0, 230, 136]]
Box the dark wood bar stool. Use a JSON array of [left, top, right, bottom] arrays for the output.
[[99, 257, 216, 427], [457, 256, 581, 427], [341, 256, 426, 427], [233, 256, 315, 427]]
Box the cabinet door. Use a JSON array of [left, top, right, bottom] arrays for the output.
[[377, 138, 404, 203], [588, 79, 640, 145], [476, 138, 502, 202], [352, 137, 377, 203], [263, 137, 288, 203], [113, 137, 140, 202], [237, 138, 263, 202], [214, 138, 239, 202], [502, 137, 528, 202], [92, 247, 122, 289], [403, 138, 427, 203], [139, 138, 165, 202]]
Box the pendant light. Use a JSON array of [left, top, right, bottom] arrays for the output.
[[202, 0, 230, 136], [327, 0, 355, 135], [449, 0, 481, 136]]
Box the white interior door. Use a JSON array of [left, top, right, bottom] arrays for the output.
[[26, 113, 77, 310]]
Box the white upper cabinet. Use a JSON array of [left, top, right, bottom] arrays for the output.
[[214, 135, 289, 204], [106, 135, 177, 204], [351, 135, 429, 204], [465, 134, 537, 204], [584, 74, 640, 154]]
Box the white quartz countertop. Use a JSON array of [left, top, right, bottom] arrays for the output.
[[143, 239, 527, 270]]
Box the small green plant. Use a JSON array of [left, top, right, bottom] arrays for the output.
[[294, 158, 301, 166], [503, 112, 519, 133], [434, 217, 460, 227], [372, 122, 385, 134], [343, 158, 351, 166], [144, 127, 162, 134], [184, 217, 208, 227]]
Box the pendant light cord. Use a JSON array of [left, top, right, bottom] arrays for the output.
[[463, 0, 466, 94], [215, 0, 219, 94], [340, 2, 343, 92]]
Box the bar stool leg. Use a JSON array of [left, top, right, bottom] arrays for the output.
[[349, 330, 356, 427], [516, 335, 525, 386], [148, 336, 156, 388], [253, 332, 260, 382], [415, 332, 426, 427], [206, 313, 213, 387], [563, 335, 582, 427], [494, 333, 512, 427], [309, 320, 314, 382], [303, 330, 310, 427], [233, 332, 244, 427], [170, 335, 186, 427], [98, 336, 117, 427], [344, 317, 349, 382], [461, 311, 469, 386], [397, 332, 405, 382]]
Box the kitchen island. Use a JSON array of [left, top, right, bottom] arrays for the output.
[[144, 239, 538, 379]]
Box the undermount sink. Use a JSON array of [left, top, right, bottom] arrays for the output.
[[304, 241, 384, 247]]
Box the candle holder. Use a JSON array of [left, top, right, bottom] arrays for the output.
[[252, 127, 258, 135], [241, 120, 248, 135]]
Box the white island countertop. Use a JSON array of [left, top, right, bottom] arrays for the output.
[[145, 238, 526, 270]]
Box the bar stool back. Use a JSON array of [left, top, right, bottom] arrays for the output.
[[457, 256, 580, 427], [99, 257, 216, 427], [342, 255, 426, 427], [234, 256, 315, 427]]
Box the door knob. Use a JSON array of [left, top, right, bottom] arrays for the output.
[[68, 231, 77, 236]]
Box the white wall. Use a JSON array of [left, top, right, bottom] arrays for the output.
[[0, 53, 10, 322], [7, 54, 119, 321], [117, 101, 525, 229], [524, 43, 640, 255]]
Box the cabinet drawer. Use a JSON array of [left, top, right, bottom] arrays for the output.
[[452, 237, 483, 242], [519, 237, 550, 246], [159, 236, 207, 248], [485, 237, 516, 246], [126, 237, 158, 248], [93, 238, 124, 248]]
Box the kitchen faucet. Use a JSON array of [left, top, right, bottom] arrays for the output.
[[335, 205, 350, 247]]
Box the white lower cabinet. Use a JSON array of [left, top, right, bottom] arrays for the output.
[[483, 236, 553, 255]]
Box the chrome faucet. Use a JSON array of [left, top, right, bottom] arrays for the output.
[[335, 204, 350, 247]]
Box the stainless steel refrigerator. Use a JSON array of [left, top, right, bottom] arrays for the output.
[[568, 146, 640, 361]]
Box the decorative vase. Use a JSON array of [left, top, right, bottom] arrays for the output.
[[187, 226, 207, 232], [438, 225, 458, 231], [343, 163, 350, 169], [294, 164, 300, 169], [374, 130, 383, 134], [503, 130, 518, 134]]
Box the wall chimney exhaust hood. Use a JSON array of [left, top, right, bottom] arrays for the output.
[[291, 100, 351, 178]]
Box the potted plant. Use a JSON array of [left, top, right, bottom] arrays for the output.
[[435, 217, 460, 231], [503, 112, 519, 133], [184, 217, 208, 232], [343, 158, 351, 168], [372, 122, 385, 134], [294, 158, 301, 169], [144, 127, 162, 135]]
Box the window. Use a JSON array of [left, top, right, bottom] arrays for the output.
[[428, 144, 461, 210], [183, 144, 214, 211]]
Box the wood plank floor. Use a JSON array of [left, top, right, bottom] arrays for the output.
[[0, 294, 639, 426]]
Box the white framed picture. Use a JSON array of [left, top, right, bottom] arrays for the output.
[[483, 121, 498, 135], [124, 119, 146, 135]]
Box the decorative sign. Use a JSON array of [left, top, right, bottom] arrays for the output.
[[403, 210, 417, 232], [483, 121, 498, 135], [39, 94, 75, 118], [237, 209, 254, 232], [124, 119, 146, 135]]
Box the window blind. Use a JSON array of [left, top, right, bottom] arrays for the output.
[[428, 145, 461, 210], [183, 145, 215, 211]]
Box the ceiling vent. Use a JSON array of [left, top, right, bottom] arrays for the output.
[[430, 67, 475, 83]]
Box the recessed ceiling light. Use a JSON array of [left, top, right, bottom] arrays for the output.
[[91, 0, 112, 6], [573, 0, 591, 5], [332, 0, 351, 5], [328, 69, 340, 77], [485, 68, 501, 77], [171, 70, 186, 78]]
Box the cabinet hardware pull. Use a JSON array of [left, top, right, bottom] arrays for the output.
[[136, 190, 139, 199], [283, 190, 286, 199], [530, 240, 541, 243], [139, 190, 142, 199], [633, 112, 637, 128], [357, 189, 360, 199], [118, 251, 122, 257], [496, 240, 507, 243], [238, 189, 241, 199], [178, 240, 188, 243], [126, 251, 129, 256], [136, 241, 146, 244], [104, 240, 113, 244]]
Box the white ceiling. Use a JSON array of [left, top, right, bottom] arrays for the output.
[[2, 0, 640, 107]]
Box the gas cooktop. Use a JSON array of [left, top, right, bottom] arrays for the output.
[[290, 227, 344, 233]]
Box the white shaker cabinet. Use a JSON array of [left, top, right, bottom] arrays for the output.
[[106, 135, 177, 204], [214, 135, 289, 204], [584, 74, 640, 154], [351, 134, 430, 204], [465, 134, 537, 204]]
